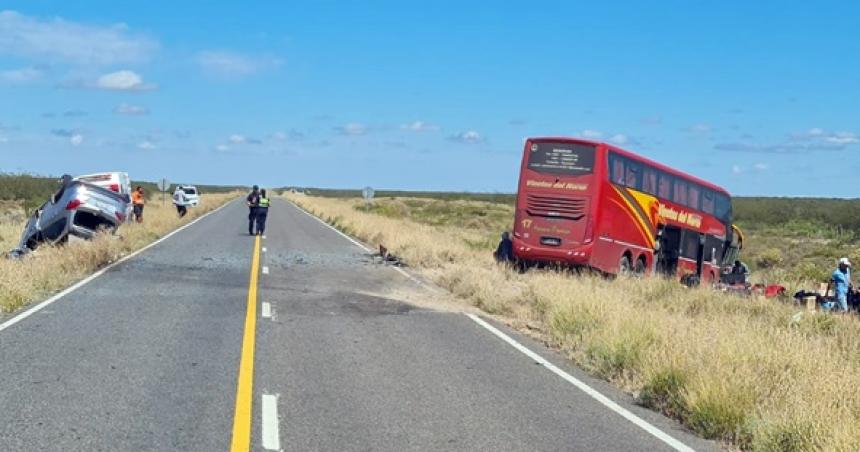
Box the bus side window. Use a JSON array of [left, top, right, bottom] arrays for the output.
[[673, 179, 688, 206], [688, 184, 701, 210], [642, 167, 658, 195], [715, 193, 731, 221], [702, 189, 715, 214], [680, 230, 699, 259], [610, 154, 625, 184], [625, 161, 642, 190], [658, 171, 672, 199]]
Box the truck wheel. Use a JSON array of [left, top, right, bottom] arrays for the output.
[[619, 254, 632, 276], [634, 257, 646, 275]]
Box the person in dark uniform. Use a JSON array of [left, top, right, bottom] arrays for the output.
[[255, 189, 270, 236], [246, 185, 260, 235], [494, 231, 515, 263]]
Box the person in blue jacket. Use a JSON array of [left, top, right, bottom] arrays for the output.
[[833, 257, 853, 312]]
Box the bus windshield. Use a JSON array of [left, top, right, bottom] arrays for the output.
[[527, 142, 595, 176]]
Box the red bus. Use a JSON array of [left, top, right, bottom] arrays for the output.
[[512, 137, 742, 283]]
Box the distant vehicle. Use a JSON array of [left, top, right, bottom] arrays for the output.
[[179, 185, 200, 207], [512, 137, 742, 283], [74, 172, 133, 221], [12, 176, 129, 254]]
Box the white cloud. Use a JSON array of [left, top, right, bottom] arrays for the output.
[[215, 144, 229, 152], [448, 130, 484, 144], [401, 121, 439, 132], [95, 70, 155, 91], [825, 132, 859, 145], [687, 123, 712, 134], [69, 134, 83, 146], [226, 133, 261, 145], [0, 66, 44, 83], [732, 163, 769, 175], [581, 129, 602, 139], [50, 128, 76, 137], [0, 135, 8, 143], [335, 123, 367, 136], [0, 10, 157, 66], [113, 103, 149, 115], [608, 134, 628, 145], [195, 51, 282, 78], [137, 140, 156, 150], [270, 129, 304, 142], [735, 128, 860, 152]]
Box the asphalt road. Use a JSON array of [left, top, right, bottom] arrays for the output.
[[0, 198, 717, 451]]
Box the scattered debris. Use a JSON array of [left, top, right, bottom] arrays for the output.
[[376, 244, 403, 266]]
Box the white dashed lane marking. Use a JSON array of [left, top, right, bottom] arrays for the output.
[[261, 394, 280, 450]]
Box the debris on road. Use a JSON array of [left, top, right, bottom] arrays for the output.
[[376, 244, 403, 266]]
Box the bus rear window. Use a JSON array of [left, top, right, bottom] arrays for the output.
[[527, 142, 595, 176]]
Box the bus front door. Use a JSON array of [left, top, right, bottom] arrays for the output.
[[656, 225, 681, 276]]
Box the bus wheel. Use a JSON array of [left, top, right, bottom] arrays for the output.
[[619, 254, 632, 276], [634, 257, 646, 275]]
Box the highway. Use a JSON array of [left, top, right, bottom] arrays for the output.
[[0, 198, 717, 451]]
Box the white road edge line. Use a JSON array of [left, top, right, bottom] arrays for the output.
[[287, 200, 438, 291], [261, 302, 272, 318], [262, 266, 270, 275], [289, 197, 691, 449], [261, 393, 281, 450], [0, 199, 236, 334], [466, 313, 695, 452]]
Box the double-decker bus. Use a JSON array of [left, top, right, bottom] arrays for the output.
[[512, 137, 742, 283]]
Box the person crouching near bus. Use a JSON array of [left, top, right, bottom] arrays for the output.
[[833, 257, 853, 313], [255, 189, 270, 236], [131, 186, 145, 223], [494, 231, 515, 264]]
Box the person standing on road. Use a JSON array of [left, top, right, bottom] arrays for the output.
[[833, 257, 852, 313], [255, 189, 270, 236], [173, 186, 188, 218], [246, 185, 260, 235], [131, 186, 145, 223]]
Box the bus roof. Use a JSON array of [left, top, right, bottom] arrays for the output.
[[527, 136, 731, 196]]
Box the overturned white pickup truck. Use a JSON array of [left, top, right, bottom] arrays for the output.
[[10, 173, 131, 256]]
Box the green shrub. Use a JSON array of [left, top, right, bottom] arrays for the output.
[[755, 248, 784, 269], [639, 367, 689, 418], [752, 419, 820, 452]]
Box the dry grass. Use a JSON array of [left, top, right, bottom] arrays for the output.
[[0, 194, 237, 313], [287, 194, 860, 451]]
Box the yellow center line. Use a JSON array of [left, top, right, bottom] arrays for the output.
[[231, 235, 261, 452]]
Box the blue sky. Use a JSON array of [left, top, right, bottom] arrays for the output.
[[1, 1, 858, 196]]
